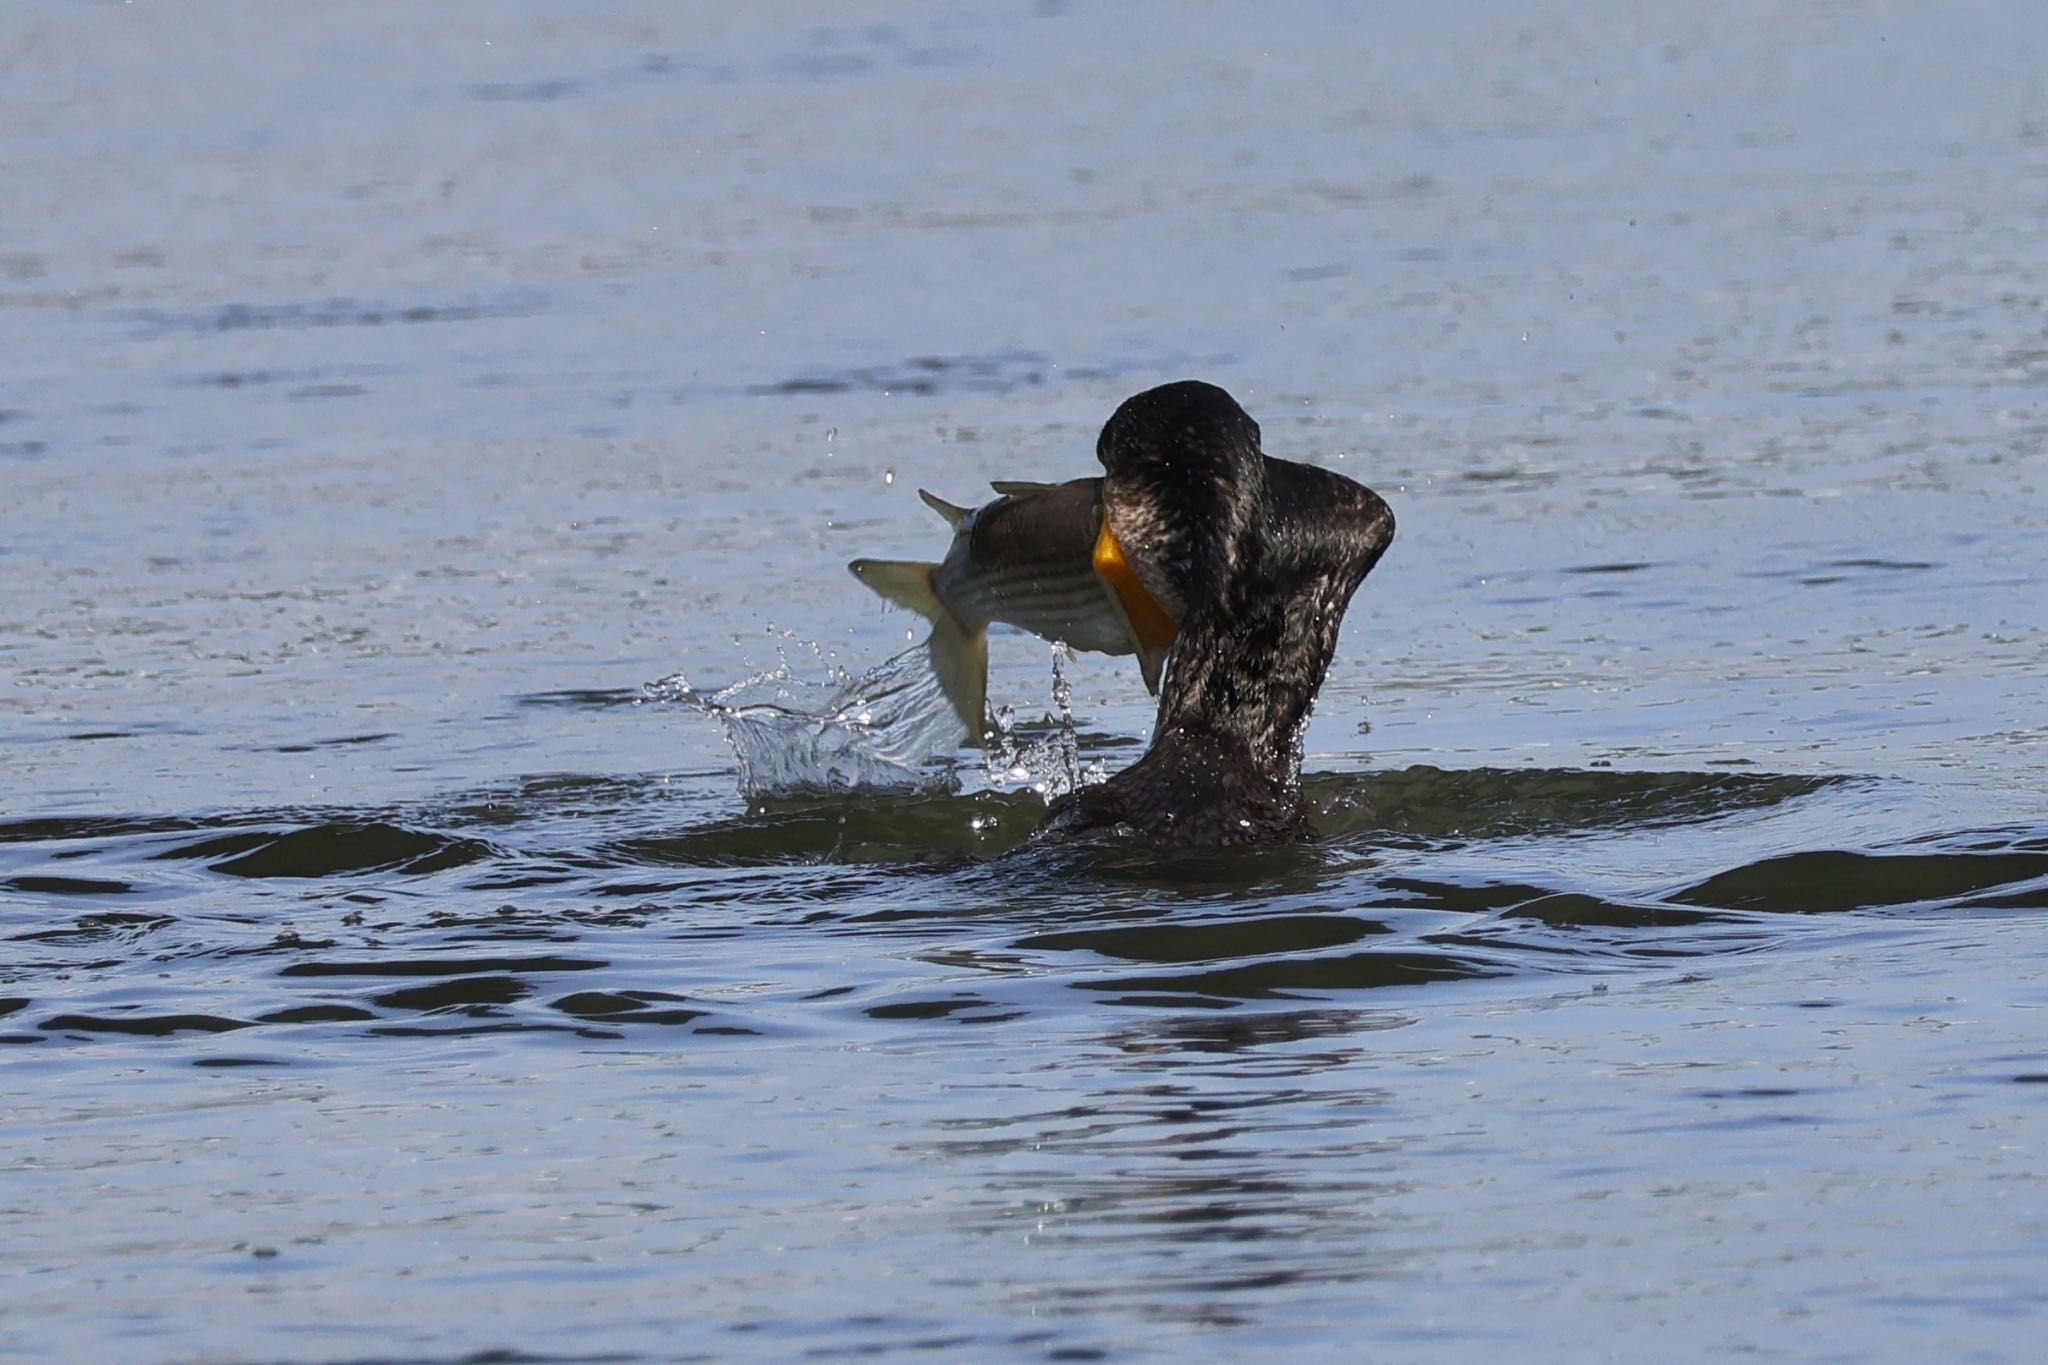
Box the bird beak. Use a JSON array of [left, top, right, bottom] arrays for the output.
[[1092, 516, 1179, 656]]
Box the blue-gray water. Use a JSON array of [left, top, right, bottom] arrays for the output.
[[5, 2, 2048, 1360]]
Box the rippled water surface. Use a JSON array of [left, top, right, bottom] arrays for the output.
[[6, 2, 2048, 1359]]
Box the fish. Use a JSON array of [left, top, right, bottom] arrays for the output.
[[848, 477, 1180, 739]]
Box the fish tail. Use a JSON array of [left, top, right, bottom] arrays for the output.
[[926, 610, 990, 744], [847, 559, 990, 740], [847, 559, 946, 620]]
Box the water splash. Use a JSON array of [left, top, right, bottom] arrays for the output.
[[646, 644, 967, 798], [652, 636, 1121, 803], [982, 645, 1111, 801]]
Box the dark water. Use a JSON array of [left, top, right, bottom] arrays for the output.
[[6, 2, 2048, 1359]]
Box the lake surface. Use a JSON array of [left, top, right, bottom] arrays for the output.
[[5, 1, 2048, 1359]]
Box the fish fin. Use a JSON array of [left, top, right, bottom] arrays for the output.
[[847, 559, 945, 622], [847, 559, 988, 740], [926, 612, 991, 744], [916, 489, 972, 526], [989, 480, 1058, 498], [1134, 640, 1169, 696]]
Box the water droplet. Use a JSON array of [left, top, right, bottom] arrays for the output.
[[883, 468, 895, 485]]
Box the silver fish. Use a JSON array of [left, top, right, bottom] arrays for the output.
[[848, 477, 1178, 738]]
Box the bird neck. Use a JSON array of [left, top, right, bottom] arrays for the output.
[[1153, 547, 1352, 783]]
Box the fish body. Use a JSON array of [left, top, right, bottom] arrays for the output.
[[849, 477, 1177, 737]]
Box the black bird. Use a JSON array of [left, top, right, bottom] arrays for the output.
[[1040, 381, 1395, 846]]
